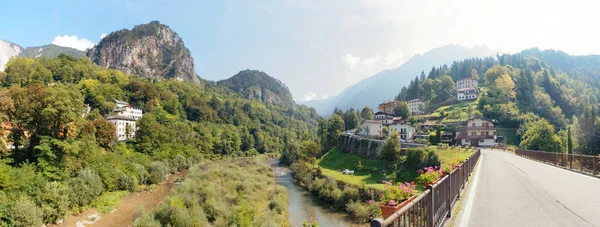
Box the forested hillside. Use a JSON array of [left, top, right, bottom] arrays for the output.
[[19, 44, 85, 59], [0, 54, 319, 226], [396, 50, 600, 155], [217, 69, 295, 106]]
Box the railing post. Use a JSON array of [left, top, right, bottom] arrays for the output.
[[594, 156, 597, 176], [555, 152, 558, 166], [570, 154, 573, 169], [447, 174, 452, 218], [370, 218, 384, 227], [580, 153, 583, 172], [428, 185, 435, 227]]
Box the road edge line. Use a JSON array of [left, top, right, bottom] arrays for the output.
[[457, 151, 483, 227]]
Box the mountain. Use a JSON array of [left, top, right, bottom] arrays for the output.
[[217, 69, 294, 105], [520, 48, 600, 89], [87, 21, 201, 84], [19, 44, 85, 59], [302, 44, 498, 115], [0, 40, 23, 71]]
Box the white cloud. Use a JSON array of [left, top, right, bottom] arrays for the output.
[[100, 34, 107, 39], [361, 54, 382, 68], [342, 54, 361, 69], [384, 49, 405, 66], [52, 35, 95, 51], [305, 92, 317, 101], [322, 95, 328, 99]]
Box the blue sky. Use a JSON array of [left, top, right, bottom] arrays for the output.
[[2, 0, 600, 101]]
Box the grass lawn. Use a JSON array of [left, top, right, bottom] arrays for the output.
[[317, 147, 476, 191], [427, 146, 475, 166], [318, 148, 388, 190]]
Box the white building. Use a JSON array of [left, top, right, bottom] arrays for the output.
[[109, 100, 142, 141], [362, 120, 384, 137], [388, 123, 416, 141], [107, 115, 137, 141], [455, 118, 496, 147], [456, 78, 479, 101], [407, 99, 425, 115], [374, 112, 395, 125], [115, 100, 143, 120], [456, 78, 478, 90]]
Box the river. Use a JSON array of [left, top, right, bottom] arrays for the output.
[[271, 161, 366, 227]]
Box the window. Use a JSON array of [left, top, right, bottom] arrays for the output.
[[471, 132, 476, 136], [472, 123, 476, 127]]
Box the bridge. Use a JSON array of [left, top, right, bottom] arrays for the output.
[[372, 149, 600, 227]]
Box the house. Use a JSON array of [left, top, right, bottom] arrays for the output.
[[374, 112, 395, 125], [388, 123, 416, 140], [114, 100, 143, 120], [455, 118, 497, 147], [420, 121, 436, 131], [378, 100, 401, 114], [407, 99, 425, 115], [361, 120, 384, 137], [456, 77, 477, 90], [456, 78, 479, 101], [109, 100, 143, 141], [107, 115, 138, 141]]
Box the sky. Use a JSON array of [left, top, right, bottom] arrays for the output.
[[1, 0, 599, 101]]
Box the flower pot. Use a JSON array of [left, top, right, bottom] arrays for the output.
[[423, 178, 442, 189], [379, 196, 416, 219]]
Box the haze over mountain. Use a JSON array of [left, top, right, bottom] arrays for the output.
[[302, 44, 498, 115]]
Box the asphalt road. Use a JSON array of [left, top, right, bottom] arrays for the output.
[[455, 149, 600, 227]]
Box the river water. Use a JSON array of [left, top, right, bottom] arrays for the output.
[[271, 161, 365, 227]]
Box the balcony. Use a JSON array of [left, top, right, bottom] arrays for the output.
[[456, 134, 495, 140], [464, 126, 496, 130]]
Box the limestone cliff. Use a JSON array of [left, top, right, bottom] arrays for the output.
[[87, 21, 201, 84]]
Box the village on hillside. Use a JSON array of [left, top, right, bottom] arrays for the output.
[[353, 77, 499, 147]]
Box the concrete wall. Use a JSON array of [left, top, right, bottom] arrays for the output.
[[339, 135, 426, 158]]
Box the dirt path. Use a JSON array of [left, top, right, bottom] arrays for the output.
[[50, 170, 188, 227]]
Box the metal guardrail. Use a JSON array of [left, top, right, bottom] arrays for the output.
[[515, 149, 599, 176], [371, 150, 481, 227]]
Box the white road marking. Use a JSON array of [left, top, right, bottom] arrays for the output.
[[458, 151, 484, 227]]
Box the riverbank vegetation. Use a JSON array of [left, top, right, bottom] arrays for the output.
[[133, 156, 290, 227], [0, 55, 319, 226]]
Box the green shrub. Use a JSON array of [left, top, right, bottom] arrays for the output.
[[423, 150, 441, 168], [92, 191, 129, 213], [342, 187, 360, 204], [133, 163, 149, 185], [172, 154, 188, 172], [11, 197, 43, 227], [148, 161, 168, 184], [69, 169, 104, 208], [133, 212, 161, 227], [117, 173, 136, 191], [405, 148, 426, 170], [40, 181, 69, 224], [346, 200, 381, 223]]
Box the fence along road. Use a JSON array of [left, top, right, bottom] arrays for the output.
[[455, 149, 600, 227]]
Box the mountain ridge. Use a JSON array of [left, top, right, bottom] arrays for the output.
[[217, 69, 295, 106], [301, 44, 498, 115]]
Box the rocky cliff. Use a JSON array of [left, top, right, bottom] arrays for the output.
[[0, 40, 23, 71], [87, 21, 200, 84], [217, 70, 295, 105]]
